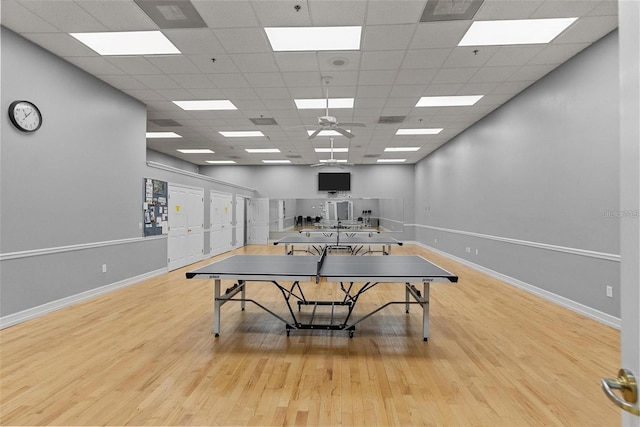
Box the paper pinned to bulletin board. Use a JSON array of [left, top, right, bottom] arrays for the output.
[[143, 178, 168, 236]]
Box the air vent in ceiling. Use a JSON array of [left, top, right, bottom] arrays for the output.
[[135, 0, 207, 29], [420, 0, 484, 22], [250, 117, 278, 126], [364, 154, 380, 158], [150, 118, 182, 127], [378, 116, 405, 124], [286, 155, 302, 159]]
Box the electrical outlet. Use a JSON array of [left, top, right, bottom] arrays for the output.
[[465, 247, 471, 253], [606, 286, 613, 298], [102, 264, 107, 273], [475, 249, 479, 255], [434, 238, 437, 244]]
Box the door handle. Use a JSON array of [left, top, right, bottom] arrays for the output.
[[601, 369, 640, 416]]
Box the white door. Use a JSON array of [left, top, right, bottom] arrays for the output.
[[247, 198, 269, 245], [613, 3, 640, 425], [168, 184, 204, 271], [210, 191, 232, 256], [235, 196, 246, 248], [278, 200, 285, 231]]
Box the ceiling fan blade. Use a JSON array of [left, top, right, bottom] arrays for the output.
[[335, 127, 355, 139], [340, 122, 366, 127], [308, 128, 322, 139]]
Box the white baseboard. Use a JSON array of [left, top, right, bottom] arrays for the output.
[[0, 267, 168, 330], [409, 241, 621, 330]]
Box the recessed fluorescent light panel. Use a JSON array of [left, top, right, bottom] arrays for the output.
[[320, 159, 347, 163], [146, 131, 181, 138], [295, 98, 354, 109], [458, 18, 578, 46], [245, 148, 281, 153], [385, 147, 421, 152], [307, 130, 352, 137], [172, 100, 237, 110], [395, 128, 443, 135], [219, 131, 265, 137], [265, 26, 362, 51], [262, 160, 291, 164], [416, 95, 483, 107], [377, 159, 407, 163], [206, 160, 236, 164], [177, 149, 214, 154], [70, 31, 180, 55], [315, 148, 349, 153]]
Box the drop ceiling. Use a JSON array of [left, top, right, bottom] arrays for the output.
[[1, 0, 618, 165]]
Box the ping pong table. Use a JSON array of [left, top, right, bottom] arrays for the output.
[[299, 228, 379, 237], [186, 249, 458, 340], [275, 234, 402, 255]]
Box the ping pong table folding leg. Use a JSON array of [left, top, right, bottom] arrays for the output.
[[422, 282, 430, 341], [213, 279, 222, 337]]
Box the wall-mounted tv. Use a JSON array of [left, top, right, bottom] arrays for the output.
[[318, 172, 351, 192]]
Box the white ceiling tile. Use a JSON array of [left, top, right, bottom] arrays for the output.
[[221, 87, 260, 100], [588, 1, 618, 16], [255, 87, 295, 100], [274, 52, 320, 72], [362, 24, 416, 51], [251, 1, 313, 26], [134, 75, 181, 90], [146, 56, 201, 74], [532, 1, 599, 18], [106, 57, 163, 75], [207, 73, 250, 88], [307, 0, 367, 26], [243, 73, 286, 88], [442, 46, 498, 68], [468, 66, 519, 83], [283, 72, 323, 88], [230, 53, 279, 72], [484, 45, 546, 67], [186, 88, 226, 99], [19, 0, 107, 32], [395, 68, 437, 85], [0, 0, 59, 32], [163, 29, 225, 55], [357, 70, 399, 86], [154, 88, 196, 99], [490, 80, 535, 95], [213, 28, 271, 54], [21, 32, 97, 57], [356, 85, 393, 98], [402, 48, 452, 69], [474, 0, 544, 20], [172, 74, 215, 89], [366, 1, 427, 25], [189, 54, 240, 74], [98, 74, 148, 90], [431, 67, 478, 84], [360, 51, 405, 70], [76, 0, 157, 31], [410, 21, 472, 49], [193, 1, 260, 28], [458, 82, 499, 94], [65, 56, 126, 75], [122, 89, 165, 101]]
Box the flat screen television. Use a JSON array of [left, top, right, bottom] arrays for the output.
[[318, 172, 351, 192]]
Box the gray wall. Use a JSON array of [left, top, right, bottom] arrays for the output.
[[413, 31, 620, 318], [0, 28, 253, 319]]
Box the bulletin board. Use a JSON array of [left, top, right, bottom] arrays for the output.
[[143, 178, 168, 236]]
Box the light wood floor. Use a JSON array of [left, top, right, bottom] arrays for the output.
[[0, 244, 619, 426]]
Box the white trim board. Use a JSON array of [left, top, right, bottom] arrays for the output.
[[409, 224, 620, 262], [409, 240, 621, 330], [0, 267, 168, 330]]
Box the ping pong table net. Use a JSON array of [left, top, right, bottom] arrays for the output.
[[316, 246, 329, 283]]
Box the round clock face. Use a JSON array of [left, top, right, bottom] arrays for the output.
[[9, 100, 42, 132]]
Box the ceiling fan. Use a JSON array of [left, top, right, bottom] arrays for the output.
[[306, 77, 365, 140], [311, 138, 354, 168]]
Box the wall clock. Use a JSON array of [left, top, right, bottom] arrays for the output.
[[8, 100, 42, 132]]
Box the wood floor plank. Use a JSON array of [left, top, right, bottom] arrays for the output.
[[0, 244, 619, 426]]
